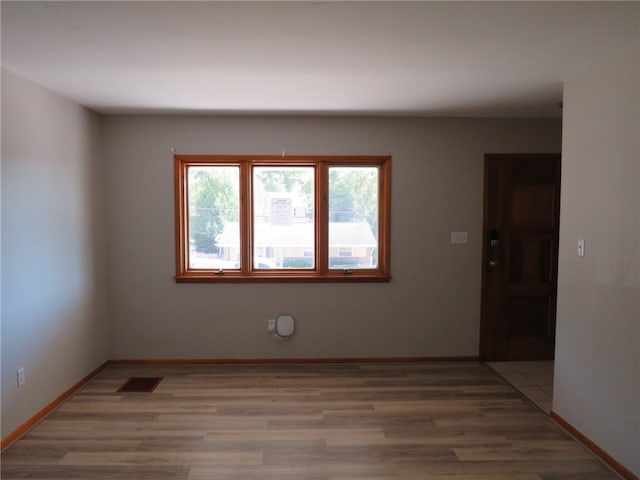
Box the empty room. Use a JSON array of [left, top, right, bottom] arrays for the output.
[[1, 1, 638, 479]]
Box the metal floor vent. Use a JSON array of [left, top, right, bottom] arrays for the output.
[[117, 377, 163, 393]]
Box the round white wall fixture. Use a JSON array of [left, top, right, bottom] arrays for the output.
[[276, 315, 295, 337]]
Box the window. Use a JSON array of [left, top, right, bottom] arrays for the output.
[[175, 155, 391, 282]]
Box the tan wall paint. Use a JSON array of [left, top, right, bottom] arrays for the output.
[[102, 116, 561, 360]]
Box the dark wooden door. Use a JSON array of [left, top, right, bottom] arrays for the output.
[[480, 154, 561, 361]]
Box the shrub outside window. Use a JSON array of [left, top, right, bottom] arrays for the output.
[[174, 155, 391, 282]]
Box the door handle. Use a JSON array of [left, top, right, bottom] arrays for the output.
[[488, 260, 499, 269]]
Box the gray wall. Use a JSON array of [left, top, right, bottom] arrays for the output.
[[554, 47, 640, 476], [4, 57, 636, 476], [102, 116, 561, 360], [1, 69, 110, 438]]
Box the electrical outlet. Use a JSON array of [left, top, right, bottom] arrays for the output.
[[17, 367, 26, 387]]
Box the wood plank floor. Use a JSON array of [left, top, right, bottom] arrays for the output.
[[1, 362, 619, 479]]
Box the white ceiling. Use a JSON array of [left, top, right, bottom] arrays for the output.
[[1, 1, 638, 117]]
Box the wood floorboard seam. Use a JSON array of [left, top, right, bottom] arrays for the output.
[[1, 361, 628, 480]]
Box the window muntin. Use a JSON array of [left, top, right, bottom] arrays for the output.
[[175, 155, 391, 282]]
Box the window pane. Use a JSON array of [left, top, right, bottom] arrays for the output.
[[187, 166, 240, 269], [253, 167, 315, 269], [329, 167, 379, 269]]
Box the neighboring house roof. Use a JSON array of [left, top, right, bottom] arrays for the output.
[[328, 223, 376, 247], [217, 222, 376, 248]]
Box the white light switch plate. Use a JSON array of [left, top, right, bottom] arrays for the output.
[[451, 232, 469, 244]]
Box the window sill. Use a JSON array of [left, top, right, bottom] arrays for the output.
[[174, 272, 391, 283]]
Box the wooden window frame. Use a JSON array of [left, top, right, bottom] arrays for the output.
[[174, 155, 391, 283]]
